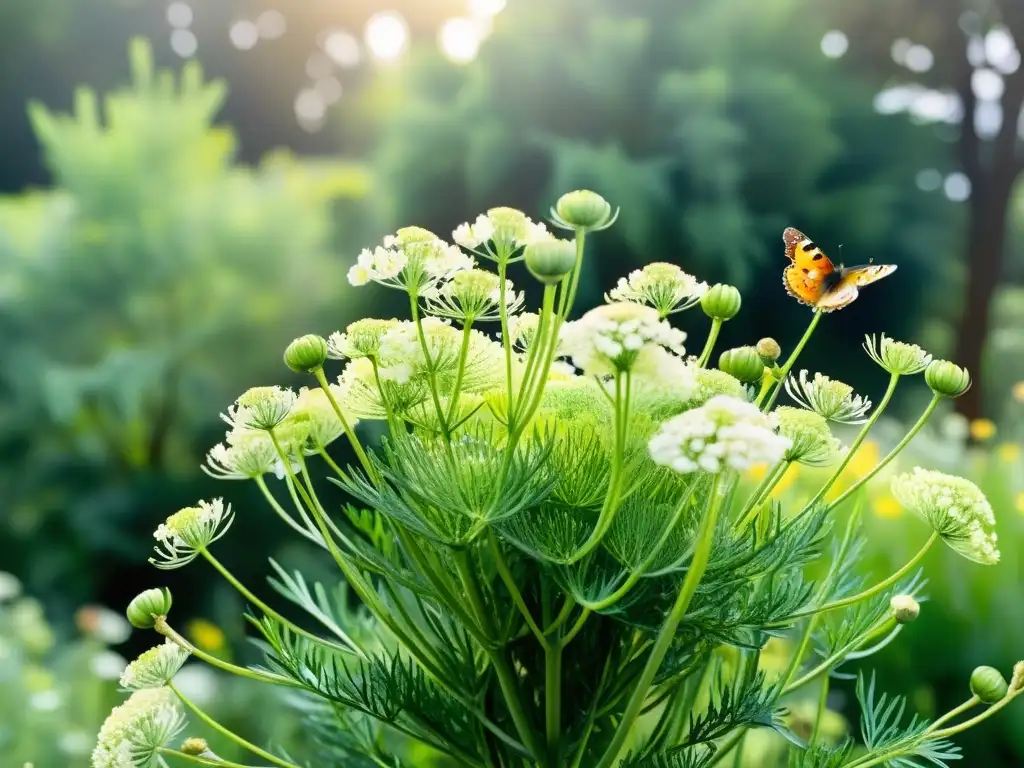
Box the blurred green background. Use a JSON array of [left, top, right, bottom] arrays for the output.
[[0, 0, 1022, 764]]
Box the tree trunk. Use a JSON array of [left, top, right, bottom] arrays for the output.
[[952, 171, 1017, 421]]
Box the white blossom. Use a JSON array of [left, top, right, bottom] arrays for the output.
[[426, 268, 524, 321], [649, 395, 791, 475], [559, 302, 687, 377], [327, 318, 400, 360], [784, 370, 871, 424], [120, 641, 190, 691], [91, 687, 185, 768], [891, 467, 999, 564], [348, 227, 474, 294], [221, 386, 297, 432], [151, 499, 234, 569], [606, 262, 708, 316], [452, 207, 554, 254]]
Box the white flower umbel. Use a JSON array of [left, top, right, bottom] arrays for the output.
[[120, 640, 191, 691], [560, 302, 687, 377], [91, 687, 186, 768], [864, 333, 933, 375], [784, 370, 872, 424], [606, 262, 708, 316], [326, 318, 400, 360], [151, 499, 234, 570], [452, 207, 554, 254], [221, 386, 297, 432], [349, 226, 474, 295], [288, 385, 354, 451], [202, 430, 278, 480], [649, 395, 791, 475], [774, 406, 841, 466], [426, 268, 524, 322], [507, 311, 541, 352], [892, 468, 999, 564]]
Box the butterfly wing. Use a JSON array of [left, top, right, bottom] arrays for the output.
[[782, 228, 837, 307], [816, 264, 898, 312]]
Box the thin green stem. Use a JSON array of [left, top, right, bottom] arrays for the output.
[[569, 654, 613, 768], [595, 476, 724, 768], [169, 682, 302, 768], [560, 608, 591, 647], [489, 532, 547, 647], [735, 460, 789, 529], [696, 318, 723, 368], [705, 729, 747, 767], [312, 366, 374, 479], [545, 639, 563, 765], [409, 293, 452, 441], [763, 309, 823, 411], [154, 617, 301, 687], [827, 394, 941, 512], [253, 475, 323, 546], [784, 617, 896, 695], [157, 748, 254, 768], [316, 445, 351, 483], [498, 256, 516, 414], [445, 321, 475, 425], [800, 371, 902, 515], [810, 673, 830, 746], [770, 532, 937, 626], [930, 688, 1024, 739], [780, 615, 820, 690], [512, 284, 558, 426], [923, 696, 981, 735]]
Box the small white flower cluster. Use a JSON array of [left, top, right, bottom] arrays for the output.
[[649, 395, 791, 475], [507, 311, 541, 352], [426, 268, 524, 322], [152, 499, 234, 569], [864, 334, 933, 376], [92, 687, 185, 768], [327, 318, 400, 360], [606, 262, 708, 316], [452, 206, 554, 252], [120, 640, 191, 691], [774, 406, 841, 466], [221, 386, 297, 432], [891, 467, 999, 564], [784, 370, 871, 424], [348, 226, 474, 294], [560, 302, 688, 378]]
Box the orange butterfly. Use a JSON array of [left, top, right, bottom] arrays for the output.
[[782, 227, 896, 312]]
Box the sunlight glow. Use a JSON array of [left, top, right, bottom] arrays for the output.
[[365, 12, 409, 62], [820, 30, 848, 59], [439, 18, 483, 64], [324, 30, 361, 67]]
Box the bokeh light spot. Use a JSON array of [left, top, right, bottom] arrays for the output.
[[905, 44, 934, 73], [365, 11, 409, 62], [820, 30, 849, 59], [439, 18, 483, 64], [167, 2, 193, 29], [170, 29, 198, 58], [915, 169, 942, 192], [971, 68, 1005, 100], [469, 0, 506, 16], [256, 10, 287, 40], [315, 76, 344, 105], [230, 20, 259, 50], [943, 172, 971, 202], [324, 30, 361, 67]]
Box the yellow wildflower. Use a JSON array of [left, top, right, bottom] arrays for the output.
[[873, 495, 903, 519], [186, 619, 226, 653], [770, 464, 799, 498], [846, 441, 880, 479], [997, 443, 1021, 463], [1013, 381, 1024, 403], [747, 463, 770, 481], [969, 419, 996, 441]]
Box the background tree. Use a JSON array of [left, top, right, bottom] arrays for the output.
[[830, 0, 1024, 420]]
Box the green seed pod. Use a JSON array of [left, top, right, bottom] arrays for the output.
[[126, 587, 173, 630], [889, 594, 920, 624], [284, 334, 328, 373], [180, 738, 209, 756], [718, 346, 765, 383], [925, 359, 971, 398], [756, 337, 782, 364], [970, 666, 1009, 704], [554, 190, 613, 230], [701, 284, 742, 321], [524, 240, 577, 284]]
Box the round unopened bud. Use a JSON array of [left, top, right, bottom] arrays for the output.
[[701, 284, 742, 321], [925, 360, 971, 398], [718, 346, 765, 383], [524, 239, 577, 284], [889, 594, 920, 624], [126, 587, 173, 629], [970, 666, 1009, 704], [284, 334, 328, 373], [756, 338, 782, 364], [181, 738, 209, 756], [554, 190, 613, 229]]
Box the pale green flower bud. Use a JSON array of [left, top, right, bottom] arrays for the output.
[[925, 360, 971, 398], [120, 640, 190, 690], [889, 594, 920, 624], [553, 189, 613, 230], [775, 406, 840, 466], [524, 239, 577, 284], [701, 284, 742, 321], [181, 738, 209, 756], [971, 666, 1008, 704], [126, 588, 173, 629], [756, 337, 782, 364], [283, 334, 328, 373], [718, 346, 764, 383], [863, 333, 933, 375]]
